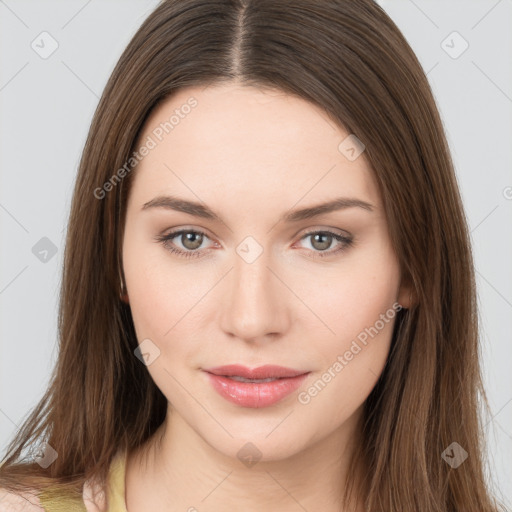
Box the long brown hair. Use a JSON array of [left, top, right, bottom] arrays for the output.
[[0, 1, 505, 510]]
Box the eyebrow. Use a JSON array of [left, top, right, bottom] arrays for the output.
[[141, 195, 374, 223]]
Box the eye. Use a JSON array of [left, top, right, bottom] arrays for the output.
[[295, 230, 353, 258], [154, 229, 215, 259], [154, 228, 353, 259]]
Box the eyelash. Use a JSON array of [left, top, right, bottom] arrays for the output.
[[154, 228, 353, 260]]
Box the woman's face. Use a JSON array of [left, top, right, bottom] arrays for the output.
[[122, 83, 410, 461]]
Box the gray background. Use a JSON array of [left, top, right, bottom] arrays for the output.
[[1, 0, 511, 506]]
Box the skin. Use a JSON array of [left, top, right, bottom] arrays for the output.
[[121, 83, 412, 512]]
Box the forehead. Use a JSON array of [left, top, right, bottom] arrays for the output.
[[129, 83, 380, 212]]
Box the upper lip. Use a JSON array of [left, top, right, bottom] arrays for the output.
[[203, 364, 308, 379]]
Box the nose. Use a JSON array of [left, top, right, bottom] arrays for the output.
[[219, 246, 291, 343]]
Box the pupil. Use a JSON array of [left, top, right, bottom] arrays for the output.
[[183, 232, 202, 250], [313, 233, 331, 251]]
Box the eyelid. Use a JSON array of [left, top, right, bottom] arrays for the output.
[[294, 225, 352, 239], [158, 225, 219, 244]]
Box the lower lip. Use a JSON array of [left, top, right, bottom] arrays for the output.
[[205, 372, 310, 408]]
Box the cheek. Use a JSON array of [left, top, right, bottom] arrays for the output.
[[122, 230, 222, 399], [122, 236, 205, 404], [294, 242, 400, 414], [123, 253, 166, 340], [295, 309, 397, 433], [122, 225, 201, 339], [300, 236, 401, 347]]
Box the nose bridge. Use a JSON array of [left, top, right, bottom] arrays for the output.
[[219, 240, 288, 341]]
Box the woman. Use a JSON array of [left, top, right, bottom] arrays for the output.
[[0, 0, 505, 510]]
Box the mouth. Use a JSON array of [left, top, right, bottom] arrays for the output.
[[221, 375, 282, 383], [203, 364, 308, 380], [202, 364, 311, 408]]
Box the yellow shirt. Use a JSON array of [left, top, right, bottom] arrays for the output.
[[0, 449, 128, 512], [103, 448, 128, 511]]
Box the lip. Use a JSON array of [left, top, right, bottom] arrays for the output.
[[202, 365, 310, 408], [203, 364, 307, 379]]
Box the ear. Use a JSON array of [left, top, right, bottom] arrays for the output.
[[397, 275, 415, 310]]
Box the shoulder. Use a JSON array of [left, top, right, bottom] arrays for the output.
[[0, 449, 126, 512], [0, 487, 44, 511], [0, 485, 91, 512]]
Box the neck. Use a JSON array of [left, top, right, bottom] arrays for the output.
[[126, 405, 366, 512]]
